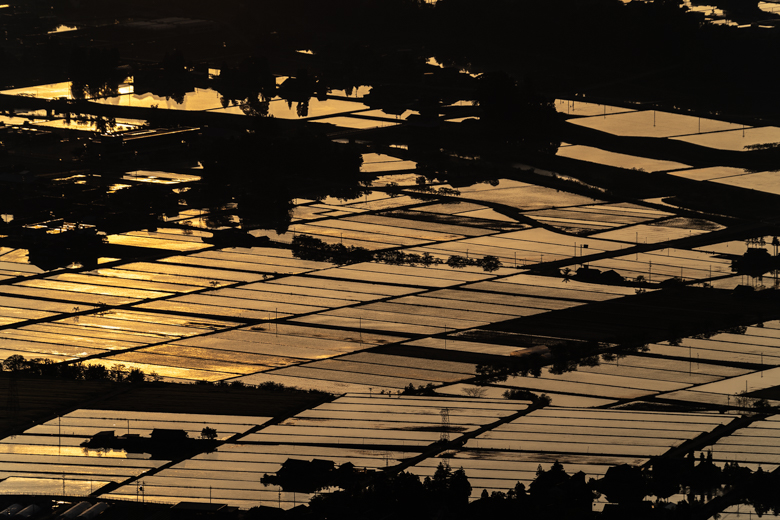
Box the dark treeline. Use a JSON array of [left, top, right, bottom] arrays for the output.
[[291, 233, 503, 271], [44, 0, 780, 117], [0, 354, 331, 396], [474, 340, 651, 381], [0, 354, 154, 383], [263, 455, 779, 520]]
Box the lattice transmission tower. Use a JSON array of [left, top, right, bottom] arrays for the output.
[[440, 407, 450, 442]]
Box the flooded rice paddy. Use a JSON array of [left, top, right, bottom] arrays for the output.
[[3, 92, 780, 511]]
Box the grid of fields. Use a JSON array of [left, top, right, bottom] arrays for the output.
[[100, 394, 529, 508], [0, 156, 777, 516]]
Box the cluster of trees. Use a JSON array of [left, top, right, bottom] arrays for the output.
[[131, 49, 194, 104], [1, 354, 156, 383], [0, 354, 332, 396], [400, 383, 438, 396], [291, 234, 502, 271], [198, 131, 366, 232], [503, 388, 552, 406], [213, 56, 278, 114], [286, 456, 780, 519], [592, 453, 779, 517], [475, 340, 650, 382], [308, 462, 471, 520], [195, 378, 331, 397], [262, 459, 373, 494], [68, 47, 124, 99]]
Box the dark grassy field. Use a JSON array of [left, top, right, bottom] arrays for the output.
[[0, 377, 333, 438]]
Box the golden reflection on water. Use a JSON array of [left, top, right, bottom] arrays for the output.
[[0, 443, 147, 459]]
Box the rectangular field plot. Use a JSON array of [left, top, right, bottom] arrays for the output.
[[587, 247, 731, 283], [85, 266, 240, 289], [0, 328, 139, 360], [0, 308, 228, 361], [106, 230, 211, 252], [435, 384, 617, 408], [14, 277, 175, 301], [286, 224, 415, 250], [393, 287, 582, 314], [339, 352, 477, 375], [144, 286, 333, 319], [343, 214, 495, 238], [263, 355, 474, 390], [0, 282, 143, 307], [58, 310, 234, 341], [522, 208, 648, 234], [658, 368, 780, 408], [102, 444, 408, 509], [406, 228, 626, 267], [42, 271, 202, 296], [467, 407, 728, 459], [228, 372, 398, 395], [497, 372, 659, 401], [521, 202, 670, 235], [291, 204, 359, 222], [645, 330, 780, 367], [694, 235, 778, 257], [403, 337, 523, 356], [0, 477, 113, 497], [391, 205, 525, 227], [712, 170, 780, 197], [575, 356, 730, 387], [557, 144, 691, 172], [311, 262, 496, 288], [259, 364, 440, 390], [485, 273, 638, 301], [555, 99, 636, 117], [360, 153, 416, 173], [266, 273, 424, 298], [241, 394, 526, 449], [457, 179, 604, 211], [160, 246, 333, 275], [79, 357, 237, 382], [0, 310, 234, 361], [290, 313, 458, 336], [591, 219, 725, 244], [24, 409, 268, 440], [199, 285, 361, 310], [502, 355, 748, 405], [295, 302, 490, 335], [317, 194, 423, 213], [0, 248, 40, 266], [174, 322, 403, 360], [672, 126, 780, 151], [567, 110, 743, 138], [669, 166, 756, 182], [535, 367, 692, 394], [0, 248, 44, 280], [292, 218, 467, 246], [95, 351, 269, 379], [114, 260, 266, 285]]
